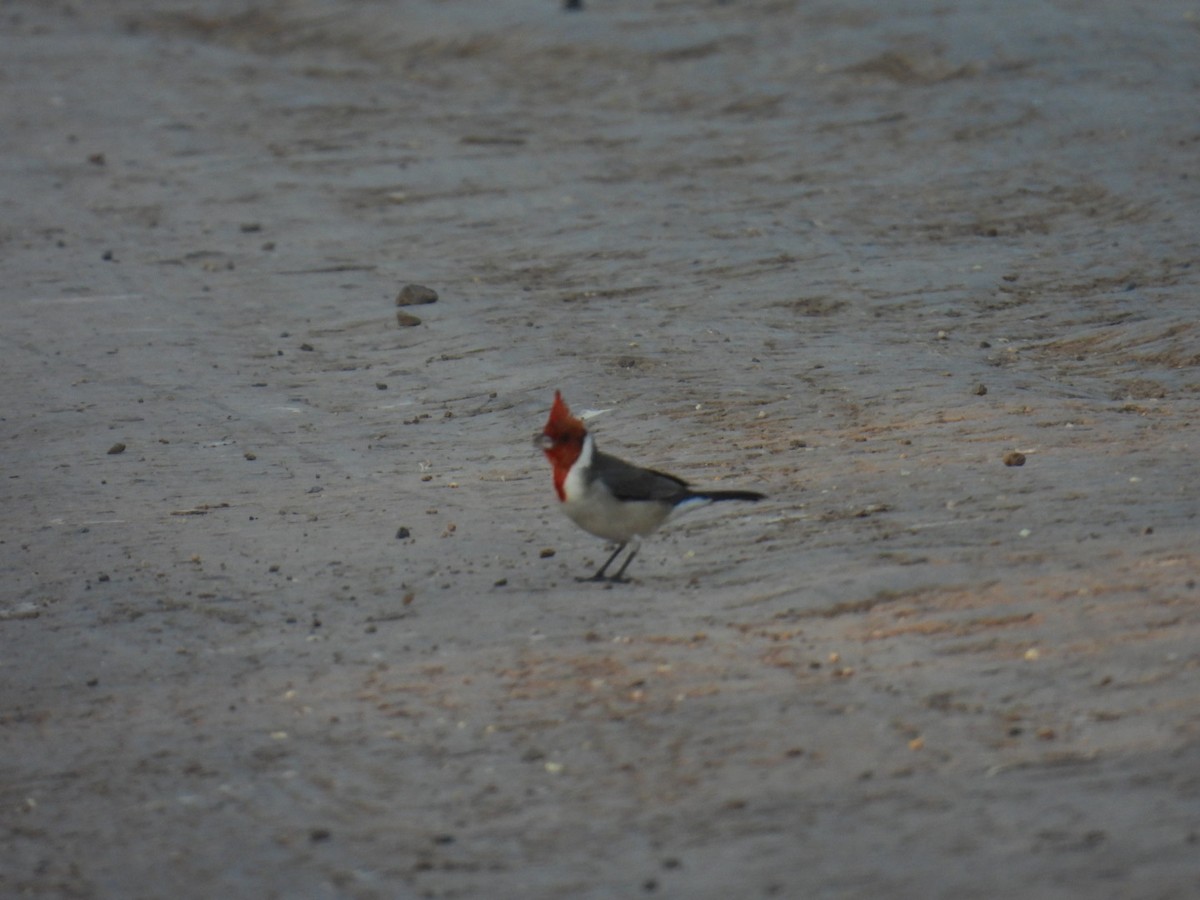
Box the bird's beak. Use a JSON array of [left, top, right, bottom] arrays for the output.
[[534, 432, 554, 450]]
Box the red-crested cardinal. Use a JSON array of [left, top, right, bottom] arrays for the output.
[[537, 390, 765, 582]]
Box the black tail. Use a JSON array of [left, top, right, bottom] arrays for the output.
[[697, 490, 765, 503]]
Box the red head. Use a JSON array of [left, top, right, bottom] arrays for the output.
[[538, 390, 587, 501]]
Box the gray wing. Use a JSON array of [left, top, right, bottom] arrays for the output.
[[591, 450, 692, 503]]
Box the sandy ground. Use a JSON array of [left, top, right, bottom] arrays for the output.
[[3, 1, 1199, 897]]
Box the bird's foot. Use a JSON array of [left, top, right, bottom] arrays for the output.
[[576, 573, 632, 585]]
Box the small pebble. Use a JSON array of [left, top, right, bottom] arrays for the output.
[[973, 383, 988, 396], [107, 442, 126, 455], [396, 311, 422, 327], [396, 284, 438, 306], [1003, 451, 1026, 467]]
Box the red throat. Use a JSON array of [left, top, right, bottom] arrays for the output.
[[541, 390, 587, 501]]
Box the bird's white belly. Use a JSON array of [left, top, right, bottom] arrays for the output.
[[561, 485, 673, 542]]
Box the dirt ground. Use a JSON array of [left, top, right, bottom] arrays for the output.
[[3, 1, 1199, 897]]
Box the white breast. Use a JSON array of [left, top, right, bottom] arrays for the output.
[[559, 435, 675, 542]]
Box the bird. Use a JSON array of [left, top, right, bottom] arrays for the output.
[[536, 390, 765, 582]]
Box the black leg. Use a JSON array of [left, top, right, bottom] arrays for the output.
[[607, 545, 640, 583], [579, 543, 625, 582]]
